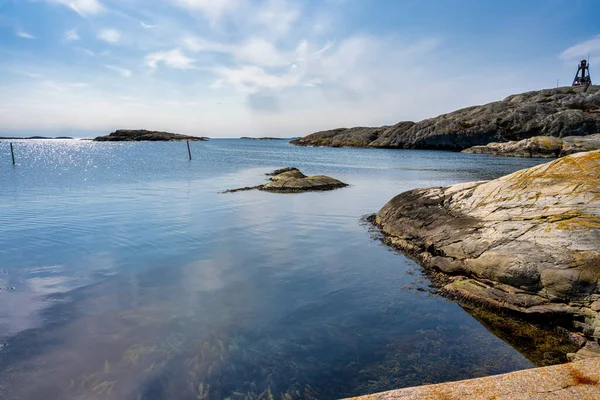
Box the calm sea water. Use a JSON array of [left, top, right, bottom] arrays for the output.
[[0, 139, 546, 399]]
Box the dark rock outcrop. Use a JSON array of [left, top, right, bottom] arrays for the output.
[[94, 130, 207, 142], [222, 168, 347, 193], [463, 134, 600, 158], [374, 151, 600, 342], [291, 86, 600, 150]]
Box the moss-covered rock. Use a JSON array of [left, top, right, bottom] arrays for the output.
[[375, 151, 600, 343]]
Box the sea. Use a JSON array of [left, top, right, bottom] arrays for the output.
[[0, 139, 548, 399]]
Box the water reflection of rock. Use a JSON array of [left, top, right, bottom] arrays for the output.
[[460, 305, 579, 366]]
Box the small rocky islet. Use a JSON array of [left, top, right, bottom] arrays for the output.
[[291, 86, 600, 154], [240, 137, 284, 140], [373, 150, 600, 360], [93, 129, 207, 142], [222, 167, 348, 193]]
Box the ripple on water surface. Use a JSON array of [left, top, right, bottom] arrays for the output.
[[0, 139, 548, 399]]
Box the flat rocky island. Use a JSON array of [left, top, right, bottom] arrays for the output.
[[240, 137, 284, 140], [374, 150, 600, 356], [94, 129, 207, 142], [223, 167, 347, 193]]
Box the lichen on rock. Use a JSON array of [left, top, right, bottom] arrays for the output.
[[375, 150, 600, 343]]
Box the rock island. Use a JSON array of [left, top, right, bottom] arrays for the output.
[[94, 129, 207, 142]]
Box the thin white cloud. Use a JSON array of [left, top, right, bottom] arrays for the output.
[[140, 22, 158, 29], [208, 35, 445, 102], [255, 0, 300, 37], [233, 38, 290, 67], [97, 29, 121, 44], [182, 36, 228, 53], [17, 31, 35, 39], [64, 28, 80, 42], [51, 0, 104, 15], [145, 49, 195, 70], [105, 64, 132, 77], [184, 36, 290, 67], [211, 65, 298, 93], [560, 35, 600, 60], [76, 47, 95, 56], [209, 38, 335, 94], [171, 0, 238, 25], [42, 80, 66, 92]]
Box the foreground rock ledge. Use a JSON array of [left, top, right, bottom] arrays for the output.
[[375, 151, 600, 341], [223, 167, 348, 193], [345, 357, 600, 400]]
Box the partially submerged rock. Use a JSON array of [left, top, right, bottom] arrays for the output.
[[463, 134, 600, 157], [222, 168, 347, 193], [375, 151, 600, 342], [94, 129, 207, 142]]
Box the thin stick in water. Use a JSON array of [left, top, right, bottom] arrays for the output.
[[10, 143, 15, 165], [187, 140, 192, 160]]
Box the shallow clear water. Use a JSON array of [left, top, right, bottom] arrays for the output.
[[0, 139, 547, 399]]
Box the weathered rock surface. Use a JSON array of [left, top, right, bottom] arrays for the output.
[[346, 357, 600, 400], [463, 134, 600, 157], [375, 151, 600, 340], [291, 86, 600, 150], [222, 167, 347, 193], [94, 130, 207, 142]]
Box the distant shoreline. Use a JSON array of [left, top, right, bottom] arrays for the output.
[[0, 136, 74, 140]]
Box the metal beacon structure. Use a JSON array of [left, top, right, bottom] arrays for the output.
[[572, 59, 592, 90]]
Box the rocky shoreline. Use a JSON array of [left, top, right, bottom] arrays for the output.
[[291, 86, 600, 151], [372, 151, 600, 355], [463, 134, 600, 157], [94, 129, 207, 142]]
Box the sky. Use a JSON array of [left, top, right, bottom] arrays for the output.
[[0, 0, 599, 138]]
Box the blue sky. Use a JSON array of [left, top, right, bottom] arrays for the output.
[[0, 0, 599, 137]]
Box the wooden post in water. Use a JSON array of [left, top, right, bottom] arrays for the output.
[[187, 140, 192, 160], [10, 143, 15, 165]]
